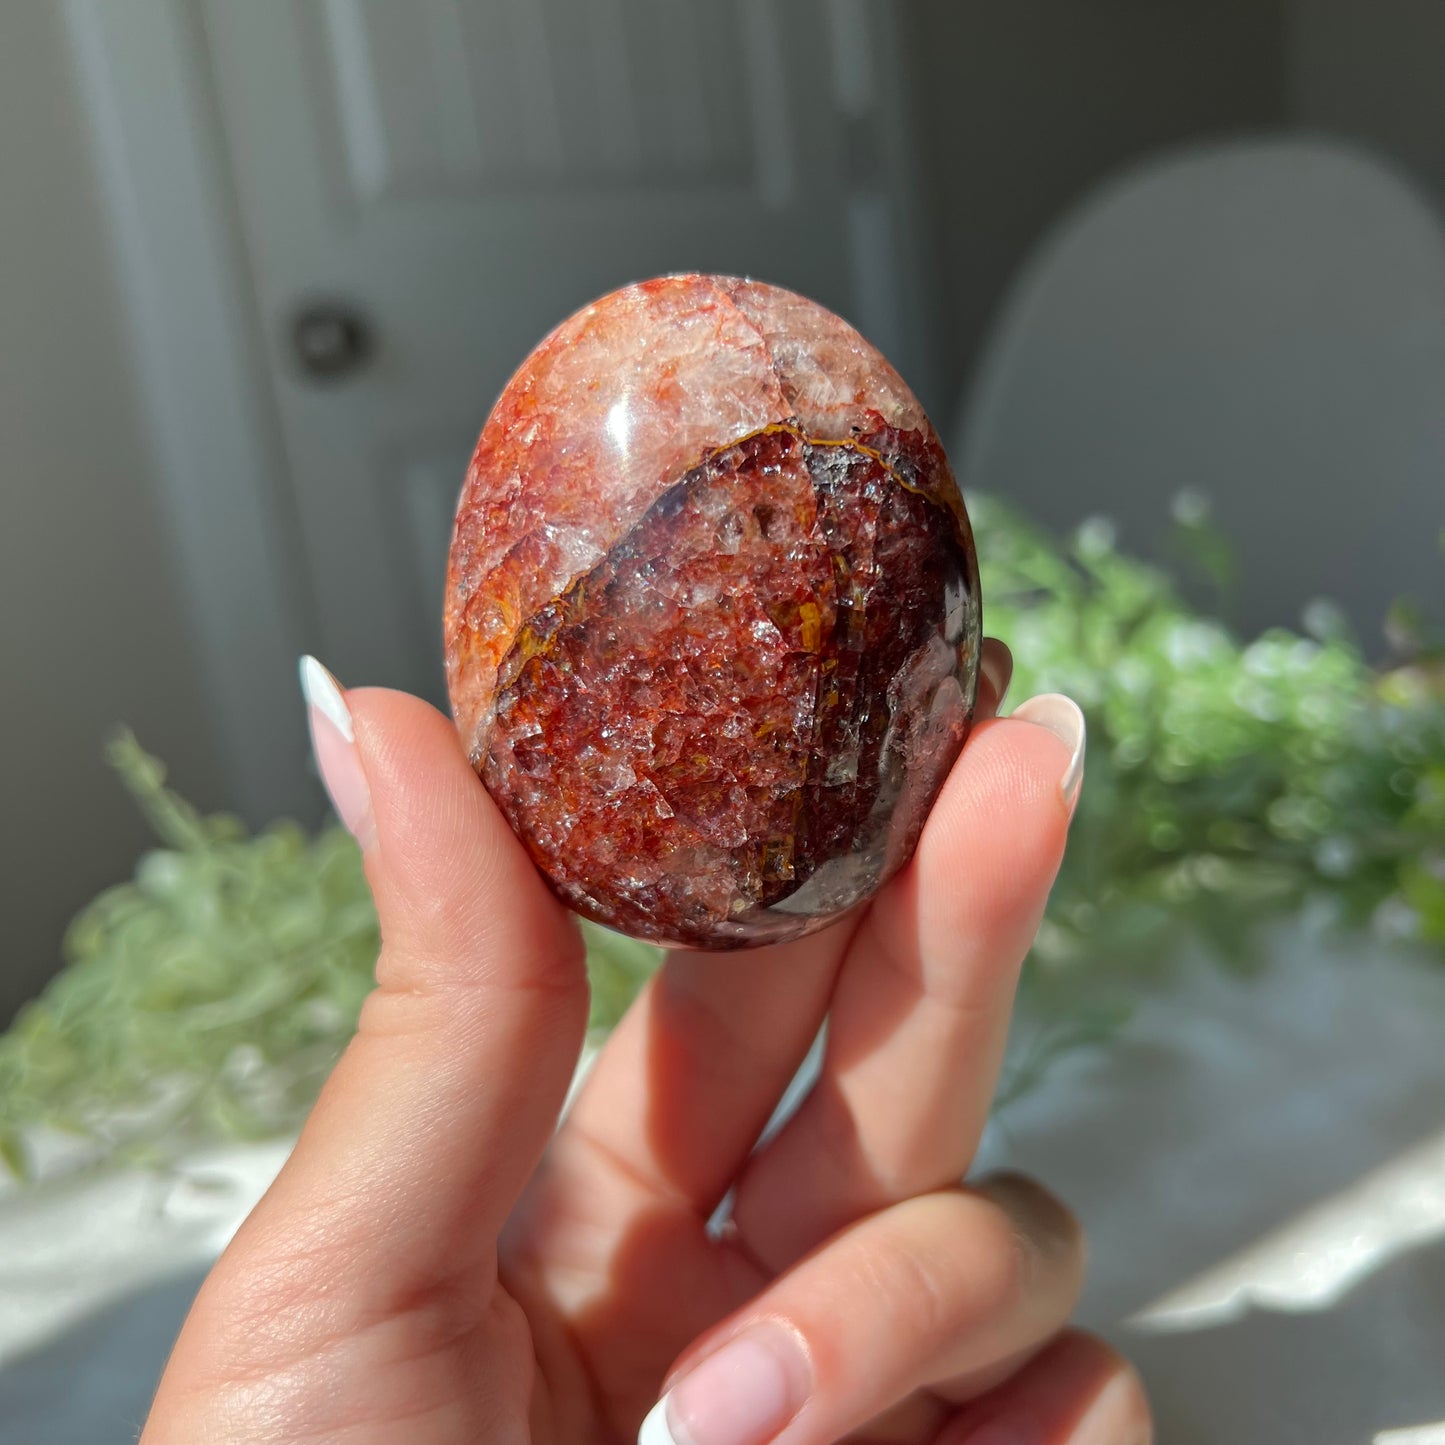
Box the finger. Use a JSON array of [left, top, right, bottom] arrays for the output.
[[554, 927, 850, 1221], [505, 641, 1016, 1412], [535, 639, 1016, 1225], [733, 693, 1084, 1270], [638, 1175, 1084, 1445], [935, 1330, 1152, 1445], [976, 636, 1013, 719], [201, 674, 588, 1312]]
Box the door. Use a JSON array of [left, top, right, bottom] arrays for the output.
[[199, 0, 932, 703]]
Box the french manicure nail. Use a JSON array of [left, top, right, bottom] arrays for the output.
[[962, 1369, 1151, 1445], [979, 642, 1014, 711], [1010, 693, 1086, 809], [1074, 1371, 1154, 1445], [947, 1341, 1148, 1445], [1028, 1369, 1150, 1445], [299, 655, 375, 849], [638, 1323, 811, 1445]]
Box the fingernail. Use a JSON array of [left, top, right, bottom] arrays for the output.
[[979, 641, 1014, 711], [1009, 693, 1086, 809], [638, 1323, 811, 1445], [299, 655, 375, 849], [961, 1369, 1150, 1445], [1071, 1371, 1153, 1445], [972, 1172, 1079, 1262]]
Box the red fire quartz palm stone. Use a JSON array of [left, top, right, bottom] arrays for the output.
[[444, 275, 981, 949]]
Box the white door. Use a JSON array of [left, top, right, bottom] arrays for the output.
[[200, 0, 933, 704]]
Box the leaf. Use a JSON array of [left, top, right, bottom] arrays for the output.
[[583, 921, 661, 1035], [0, 1130, 30, 1183]]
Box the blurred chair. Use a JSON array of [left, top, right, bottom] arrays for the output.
[[954, 136, 1445, 645]]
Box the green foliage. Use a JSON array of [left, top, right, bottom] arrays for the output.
[[979, 497, 1445, 1001], [0, 734, 380, 1180], [0, 736, 657, 1181], [2, 499, 1442, 1179], [583, 921, 663, 1037]]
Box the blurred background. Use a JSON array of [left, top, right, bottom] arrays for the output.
[[6, 0, 1444, 1024], [2, 3, 1444, 1441]]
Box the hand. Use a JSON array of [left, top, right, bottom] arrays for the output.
[[141, 644, 1150, 1445]]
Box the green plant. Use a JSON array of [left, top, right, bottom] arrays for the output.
[[0, 734, 664, 1181], [2, 499, 1441, 1180], [983, 498, 1445, 980]]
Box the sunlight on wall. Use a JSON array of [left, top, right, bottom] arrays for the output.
[[1375, 1425, 1445, 1445], [1130, 1126, 1445, 1330]]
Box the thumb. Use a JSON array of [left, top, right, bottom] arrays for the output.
[[234, 663, 589, 1294]]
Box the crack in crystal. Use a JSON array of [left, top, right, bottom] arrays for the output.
[[483, 425, 972, 945]]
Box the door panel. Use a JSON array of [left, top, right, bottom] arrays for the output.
[[201, 0, 923, 700], [321, 0, 761, 194]]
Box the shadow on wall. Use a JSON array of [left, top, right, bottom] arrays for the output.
[[955, 136, 1445, 649]]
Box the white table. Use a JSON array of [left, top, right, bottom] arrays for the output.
[[3, 926, 1443, 1443], [976, 927, 1445, 1443]]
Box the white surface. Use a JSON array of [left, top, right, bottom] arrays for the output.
[[977, 926, 1445, 1444], [1376, 1426, 1445, 1445], [0, 1139, 290, 1371], [3, 928, 1444, 1442], [1133, 1124, 1445, 1329]]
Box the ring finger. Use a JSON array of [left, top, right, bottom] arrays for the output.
[[731, 694, 1086, 1271], [640, 1173, 1085, 1445]]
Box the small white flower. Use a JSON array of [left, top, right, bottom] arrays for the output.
[[1171, 489, 1211, 527], [1076, 515, 1118, 557]]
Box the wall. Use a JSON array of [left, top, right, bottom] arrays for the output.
[[0, 5, 227, 1022], [1286, 0, 1445, 198], [3, 3, 1441, 1022], [954, 136, 1445, 643], [904, 2, 1443, 641], [901, 0, 1286, 423], [1275, 2, 1445, 639]]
